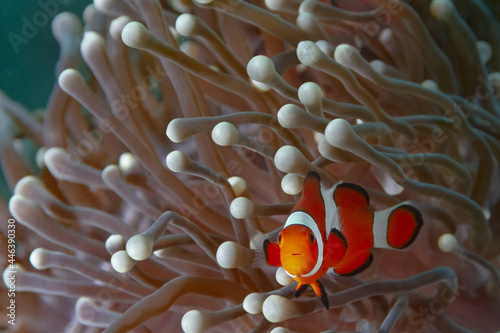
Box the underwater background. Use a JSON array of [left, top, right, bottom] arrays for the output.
[[0, 1, 91, 110]]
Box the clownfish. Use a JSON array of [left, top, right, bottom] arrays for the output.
[[257, 171, 423, 309]]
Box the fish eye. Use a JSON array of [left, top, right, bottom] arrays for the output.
[[309, 233, 315, 244]]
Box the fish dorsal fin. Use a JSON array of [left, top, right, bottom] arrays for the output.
[[292, 171, 325, 238], [302, 171, 322, 199], [333, 182, 369, 210]]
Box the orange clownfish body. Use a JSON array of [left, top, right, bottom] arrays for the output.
[[262, 172, 423, 309]]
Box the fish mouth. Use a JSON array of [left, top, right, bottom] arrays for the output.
[[291, 253, 301, 256]]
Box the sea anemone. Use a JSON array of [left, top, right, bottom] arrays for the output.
[[1, 0, 500, 332]]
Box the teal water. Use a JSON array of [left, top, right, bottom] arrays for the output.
[[0, 0, 91, 110]]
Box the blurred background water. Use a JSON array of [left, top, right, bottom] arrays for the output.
[[0, 0, 91, 110], [0, 1, 91, 200]]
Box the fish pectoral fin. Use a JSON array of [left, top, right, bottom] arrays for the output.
[[334, 250, 373, 276], [264, 239, 281, 266], [311, 280, 329, 310], [324, 228, 347, 267], [250, 232, 281, 267], [294, 283, 308, 298]]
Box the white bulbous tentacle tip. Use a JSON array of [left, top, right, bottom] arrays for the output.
[[13, 175, 39, 195], [298, 82, 323, 106], [230, 197, 254, 219], [246, 55, 276, 83], [110, 250, 136, 273], [483, 208, 491, 220], [170, 0, 191, 13], [430, 0, 455, 19], [82, 4, 97, 24], [81, 31, 106, 56], [316, 40, 335, 57], [175, 13, 198, 36], [371, 165, 404, 195], [119, 152, 142, 175], [298, 0, 316, 14], [489, 72, 500, 82], [356, 319, 373, 332], [3, 264, 23, 288], [43, 147, 67, 166], [181, 43, 200, 62], [121, 21, 149, 49], [438, 233, 458, 253], [75, 296, 96, 309], [274, 145, 304, 173], [263, 295, 299, 323], [126, 234, 154, 261], [296, 40, 324, 66], [277, 104, 299, 129], [421, 79, 439, 90], [334, 44, 358, 66], [296, 12, 316, 30], [93, 0, 114, 12], [228, 176, 247, 197], [181, 310, 211, 333], [216, 241, 253, 269], [102, 165, 120, 180], [180, 41, 199, 60], [378, 27, 394, 44], [75, 297, 101, 324], [166, 150, 190, 173], [52, 12, 82, 42], [276, 267, 294, 286], [476, 41, 492, 65], [194, 0, 214, 3], [29, 248, 50, 270], [9, 194, 32, 220], [216, 242, 236, 269], [109, 16, 133, 41], [166, 119, 184, 143], [35, 147, 47, 169], [265, 0, 287, 11], [211, 122, 240, 146], [325, 118, 356, 147], [243, 292, 267, 314], [58, 68, 85, 95], [281, 173, 303, 195], [105, 234, 126, 254]]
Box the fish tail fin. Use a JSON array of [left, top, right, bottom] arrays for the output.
[[250, 231, 281, 267], [373, 203, 423, 249], [311, 280, 329, 310]]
